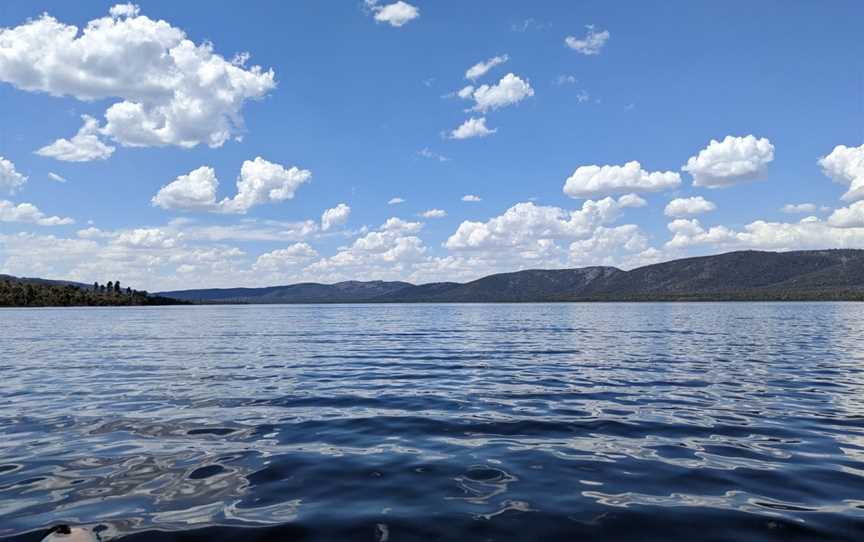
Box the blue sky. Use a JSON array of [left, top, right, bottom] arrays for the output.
[[1, 1, 863, 290]]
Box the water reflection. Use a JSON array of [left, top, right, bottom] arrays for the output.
[[1, 303, 864, 540]]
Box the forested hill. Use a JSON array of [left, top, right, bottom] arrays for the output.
[[0, 276, 187, 307], [159, 249, 864, 304]]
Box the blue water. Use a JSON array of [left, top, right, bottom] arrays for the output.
[[1, 303, 864, 541]]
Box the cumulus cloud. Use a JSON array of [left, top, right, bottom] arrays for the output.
[[665, 216, 864, 251], [682, 135, 775, 188], [48, 172, 67, 183], [420, 209, 447, 218], [450, 117, 496, 139], [565, 26, 610, 55], [0, 5, 275, 152], [115, 227, 179, 249], [0, 156, 27, 194], [366, 1, 419, 27], [254, 243, 319, 272], [152, 158, 311, 214], [664, 196, 717, 217], [152, 166, 220, 211], [819, 144, 864, 201], [462, 194, 481, 202], [469, 73, 534, 112], [0, 200, 74, 226], [564, 161, 681, 198], [306, 217, 427, 281], [220, 158, 310, 214], [781, 203, 818, 214], [321, 203, 351, 231], [445, 195, 643, 251], [456, 85, 475, 99], [828, 201, 864, 228], [568, 225, 650, 267], [35, 115, 115, 162], [388, 197, 405, 205], [465, 54, 509, 81]]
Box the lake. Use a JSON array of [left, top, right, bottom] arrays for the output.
[[1, 303, 864, 541]]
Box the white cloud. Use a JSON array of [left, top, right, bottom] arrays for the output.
[[418, 147, 449, 162], [321, 203, 351, 231], [108, 3, 140, 18], [781, 203, 818, 214], [0, 5, 275, 151], [0, 156, 27, 194], [420, 209, 447, 218], [306, 217, 427, 281], [48, 172, 67, 183], [462, 194, 481, 202], [828, 201, 864, 228], [565, 26, 610, 55], [682, 135, 775, 188], [819, 144, 864, 201], [151, 158, 311, 214], [152, 166, 220, 211], [469, 73, 534, 112], [0, 200, 74, 226], [665, 216, 864, 251], [220, 158, 310, 214], [456, 85, 475, 99], [114, 227, 179, 249], [35, 115, 116, 162], [568, 225, 650, 267], [465, 54, 509, 81], [254, 243, 319, 271], [388, 197, 405, 205], [564, 161, 681, 198], [664, 196, 717, 217], [450, 117, 496, 139], [366, 1, 420, 27], [445, 195, 643, 251], [555, 74, 577, 85]]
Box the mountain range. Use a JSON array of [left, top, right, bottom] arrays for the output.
[[158, 249, 864, 303]]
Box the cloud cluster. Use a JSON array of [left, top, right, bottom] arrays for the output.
[[0, 4, 275, 158], [819, 144, 864, 202], [420, 209, 447, 218], [254, 243, 319, 272], [445, 195, 644, 251], [35, 116, 115, 162], [462, 194, 482, 202], [0, 157, 27, 194], [666, 216, 864, 251], [450, 117, 496, 139], [365, 1, 420, 27], [565, 26, 610, 55], [664, 196, 716, 217], [152, 158, 311, 214], [465, 54, 509, 81], [321, 203, 351, 231], [564, 161, 681, 198], [469, 73, 534, 113], [682, 135, 774, 188], [828, 201, 864, 228], [0, 200, 74, 226]]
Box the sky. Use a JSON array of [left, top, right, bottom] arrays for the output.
[[0, 1, 863, 291]]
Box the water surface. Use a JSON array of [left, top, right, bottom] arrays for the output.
[[2, 303, 864, 540]]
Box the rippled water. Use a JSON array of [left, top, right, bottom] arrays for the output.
[[2, 303, 864, 541]]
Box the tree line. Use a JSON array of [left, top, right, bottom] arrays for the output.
[[0, 277, 186, 307]]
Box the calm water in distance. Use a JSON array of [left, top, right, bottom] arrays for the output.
[[1, 303, 864, 541]]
